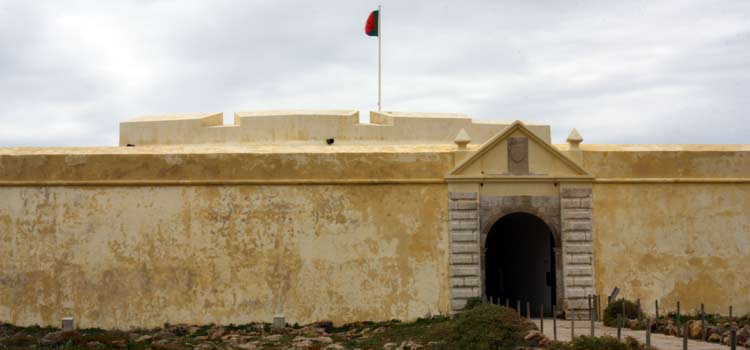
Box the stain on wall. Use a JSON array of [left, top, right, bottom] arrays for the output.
[[0, 185, 449, 328], [593, 183, 750, 315]]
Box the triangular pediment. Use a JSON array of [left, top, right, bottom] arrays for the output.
[[447, 120, 591, 180]]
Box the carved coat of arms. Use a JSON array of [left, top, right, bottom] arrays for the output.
[[509, 138, 527, 163], [507, 137, 529, 174]]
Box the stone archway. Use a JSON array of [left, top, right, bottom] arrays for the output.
[[478, 195, 564, 311], [484, 212, 558, 315]]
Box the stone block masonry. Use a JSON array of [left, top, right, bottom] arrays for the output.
[[560, 187, 595, 320], [448, 191, 480, 311]]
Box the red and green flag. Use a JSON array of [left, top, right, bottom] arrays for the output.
[[365, 10, 379, 36]]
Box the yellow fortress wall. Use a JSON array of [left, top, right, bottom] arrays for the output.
[[0, 184, 450, 329], [583, 145, 750, 315], [1, 110, 748, 328]]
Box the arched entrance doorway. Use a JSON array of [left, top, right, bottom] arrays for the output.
[[485, 212, 556, 314]]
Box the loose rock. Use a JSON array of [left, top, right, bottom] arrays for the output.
[[688, 320, 702, 339], [708, 333, 722, 342]]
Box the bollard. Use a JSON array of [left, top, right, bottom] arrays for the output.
[[273, 314, 285, 330], [540, 304, 544, 333], [61, 317, 75, 332], [730, 327, 737, 350], [526, 301, 531, 319], [553, 305, 558, 341], [617, 315, 622, 340], [646, 318, 652, 350], [571, 318, 575, 340], [655, 299, 659, 320], [682, 323, 688, 350], [592, 295, 598, 321]]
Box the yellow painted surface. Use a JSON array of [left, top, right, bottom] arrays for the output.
[[580, 145, 750, 178], [119, 111, 551, 146], [3, 111, 750, 327], [0, 145, 454, 184], [593, 183, 750, 315], [0, 185, 450, 328]]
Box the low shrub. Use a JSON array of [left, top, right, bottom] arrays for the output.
[[603, 299, 642, 327], [444, 304, 537, 350]]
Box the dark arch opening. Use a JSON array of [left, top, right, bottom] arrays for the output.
[[485, 212, 556, 314]]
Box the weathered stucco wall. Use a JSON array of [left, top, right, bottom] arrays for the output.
[[0, 184, 450, 328], [593, 183, 750, 315]]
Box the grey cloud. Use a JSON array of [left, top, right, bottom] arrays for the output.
[[0, 0, 748, 146]]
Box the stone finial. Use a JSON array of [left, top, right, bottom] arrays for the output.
[[454, 128, 471, 150], [567, 128, 583, 149]]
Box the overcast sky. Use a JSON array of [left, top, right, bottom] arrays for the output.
[[1, 1, 749, 146]]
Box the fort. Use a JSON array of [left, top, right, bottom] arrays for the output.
[[1, 110, 748, 329]]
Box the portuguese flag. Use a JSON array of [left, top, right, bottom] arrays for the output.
[[365, 10, 379, 36]]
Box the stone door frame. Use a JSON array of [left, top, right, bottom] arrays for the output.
[[478, 195, 564, 310], [448, 187, 595, 319]]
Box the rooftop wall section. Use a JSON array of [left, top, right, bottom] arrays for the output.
[[119, 110, 552, 146]]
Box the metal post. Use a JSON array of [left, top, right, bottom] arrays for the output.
[[730, 327, 737, 350], [729, 305, 733, 326], [590, 306, 595, 337], [540, 304, 544, 333], [517, 300, 521, 316], [646, 318, 652, 350], [677, 301, 681, 325], [617, 315, 622, 340], [526, 301, 530, 319], [700, 303, 705, 340], [506, 298, 509, 308], [553, 305, 558, 341], [571, 318, 575, 340], [597, 295, 602, 321], [637, 299, 641, 319], [377, 4, 382, 112], [655, 299, 659, 320], [682, 323, 688, 350]]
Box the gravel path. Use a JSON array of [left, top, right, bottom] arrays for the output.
[[531, 319, 739, 350]]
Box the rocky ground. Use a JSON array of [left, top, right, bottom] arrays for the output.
[[617, 316, 750, 347], [0, 317, 545, 350], [2, 304, 654, 350]]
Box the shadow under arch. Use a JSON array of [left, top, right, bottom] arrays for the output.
[[482, 211, 560, 315]]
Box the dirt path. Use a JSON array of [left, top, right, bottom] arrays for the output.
[[532, 319, 739, 350]]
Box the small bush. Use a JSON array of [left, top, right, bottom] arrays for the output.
[[603, 299, 642, 327], [445, 304, 536, 350]]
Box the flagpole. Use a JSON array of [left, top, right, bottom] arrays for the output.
[[378, 4, 382, 112]]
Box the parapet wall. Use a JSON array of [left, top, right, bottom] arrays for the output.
[[119, 110, 552, 146]]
